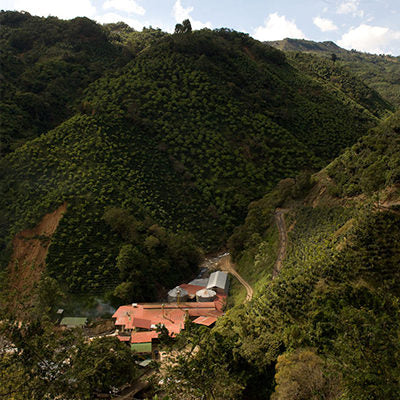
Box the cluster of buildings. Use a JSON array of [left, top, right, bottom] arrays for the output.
[[112, 270, 229, 353]]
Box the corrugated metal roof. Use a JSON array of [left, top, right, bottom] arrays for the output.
[[207, 271, 228, 290], [131, 342, 152, 353], [137, 359, 153, 367], [168, 286, 188, 297], [60, 317, 87, 327], [189, 278, 208, 286]]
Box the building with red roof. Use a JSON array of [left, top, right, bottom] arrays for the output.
[[112, 271, 229, 352], [113, 296, 226, 349]]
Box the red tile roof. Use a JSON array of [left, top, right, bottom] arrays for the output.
[[179, 284, 206, 297], [117, 335, 131, 342], [113, 304, 186, 334], [193, 316, 218, 326], [132, 317, 152, 330], [131, 331, 159, 343], [113, 300, 224, 337]]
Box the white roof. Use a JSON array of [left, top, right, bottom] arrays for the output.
[[206, 271, 228, 290], [196, 288, 216, 297]]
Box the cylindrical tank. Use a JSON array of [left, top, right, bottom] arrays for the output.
[[168, 286, 189, 303], [196, 289, 217, 302]]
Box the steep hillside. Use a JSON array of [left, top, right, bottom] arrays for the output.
[[162, 112, 400, 399], [0, 28, 389, 300], [0, 11, 132, 155], [267, 38, 400, 108], [326, 110, 400, 196]]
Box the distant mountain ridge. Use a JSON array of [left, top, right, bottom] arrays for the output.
[[267, 38, 400, 108], [267, 38, 346, 54]]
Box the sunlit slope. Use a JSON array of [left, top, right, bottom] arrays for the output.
[[0, 29, 385, 294]]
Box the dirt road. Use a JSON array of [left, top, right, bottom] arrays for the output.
[[218, 255, 253, 302], [272, 209, 288, 278]]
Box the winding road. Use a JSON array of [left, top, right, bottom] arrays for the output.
[[218, 254, 253, 302], [217, 208, 289, 301], [272, 208, 289, 278], [113, 211, 290, 397]]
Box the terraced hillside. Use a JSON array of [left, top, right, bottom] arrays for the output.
[[0, 26, 391, 301]]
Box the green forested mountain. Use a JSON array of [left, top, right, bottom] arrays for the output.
[[163, 112, 400, 399], [0, 21, 390, 301], [1, 13, 399, 400], [267, 38, 400, 108]]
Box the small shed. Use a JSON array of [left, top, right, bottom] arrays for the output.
[[206, 271, 229, 295], [60, 317, 88, 329], [168, 286, 189, 303]]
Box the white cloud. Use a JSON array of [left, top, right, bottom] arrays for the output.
[[172, 0, 211, 30], [253, 13, 306, 41], [94, 12, 144, 30], [313, 16, 338, 32], [338, 24, 400, 54], [103, 0, 145, 16], [14, 0, 96, 19], [337, 0, 364, 17]]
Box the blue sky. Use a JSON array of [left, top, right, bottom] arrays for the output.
[[1, 0, 400, 54]]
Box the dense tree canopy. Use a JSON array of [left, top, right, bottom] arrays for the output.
[[1, 24, 387, 298]]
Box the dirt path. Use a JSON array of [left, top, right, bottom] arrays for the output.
[[374, 201, 400, 216], [218, 255, 253, 302], [272, 209, 289, 278]]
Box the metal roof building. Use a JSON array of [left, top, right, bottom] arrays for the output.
[[188, 278, 208, 287], [60, 317, 88, 328], [206, 271, 229, 295], [167, 286, 189, 303]]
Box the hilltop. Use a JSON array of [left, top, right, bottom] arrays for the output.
[[267, 38, 400, 108]]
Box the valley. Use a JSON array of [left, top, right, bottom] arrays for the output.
[[0, 10, 399, 400]]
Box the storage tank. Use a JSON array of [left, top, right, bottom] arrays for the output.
[[196, 288, 217, 302], [168, 286, 189, 303]]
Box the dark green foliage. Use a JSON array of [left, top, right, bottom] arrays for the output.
[[104, 208, 202, 303], [0, 11, 133, 155], [0, 319, 138, 399], [228, 178, 294, 256], [287, 52, 393, 118], [167, 206, 400, 399], [327, 111, 400, 196], [174, 19, 192, 34]]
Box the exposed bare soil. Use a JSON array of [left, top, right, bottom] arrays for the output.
[[218, 255, 253, 302], [6, 203, 67, 316], [272, 209, 289, 278]]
